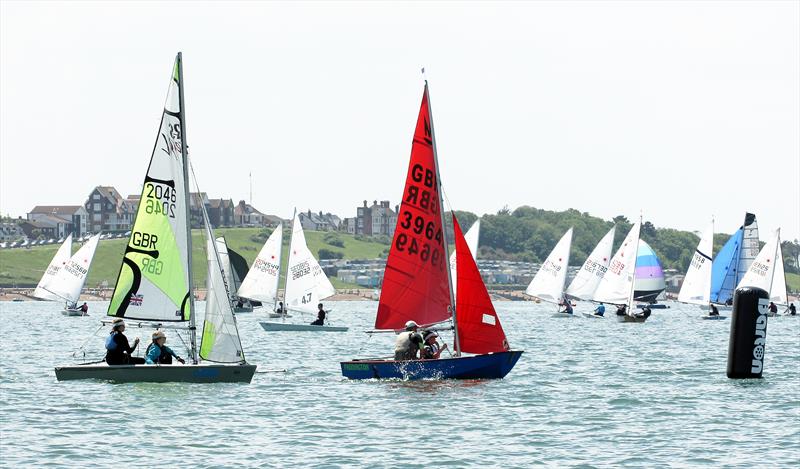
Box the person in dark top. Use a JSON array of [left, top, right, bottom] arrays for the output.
[[145, 330, 185, 365], [616, 304, 627, 316], [276, 301, 286, 316], [559, 297, 574, 315], [638, 305, 652, 319], [768, 302, 778, 316], [105, 318, 144, 365], [421, 330, 447, 360], [310, 303, 326, 326], [79, 302, 89, 314], [789, 303, 796, 316], [709, 304, 720, 316]]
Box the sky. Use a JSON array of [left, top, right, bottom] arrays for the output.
[[1, 1, 798, 241]]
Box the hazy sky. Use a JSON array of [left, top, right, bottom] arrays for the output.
[[2, 1, 798, 241]]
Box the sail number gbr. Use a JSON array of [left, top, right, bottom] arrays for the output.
[[395, 210, 444, 269], [144, 182, 177, 218]]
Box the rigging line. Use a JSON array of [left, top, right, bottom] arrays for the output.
[[71, 324, 105, 359]]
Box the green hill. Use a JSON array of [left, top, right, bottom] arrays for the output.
[[0, 228, 389, 289]]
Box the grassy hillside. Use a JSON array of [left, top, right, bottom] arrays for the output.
[[0, 228, 388, 289]]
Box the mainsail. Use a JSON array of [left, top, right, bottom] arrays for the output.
[[450, 219, 480, 298], [107, 55, 192, 323], [677, 222, 714, 305], [375, 84, 451, 330], [33, 234, 73, 301], [711, 213, 758, 305], [45, 233, 101, 304], [565, 226, 615, 300], [632, 240, 665, 302], [737, 229, 783, 303], [237, 223, 283, 303], [525, 227, 573, 304], [200, 216, 245, 363], [771, 242, 788, 305], [454, 215, 509, 354], [284, 212, 336, 314], [593, 222, 641, 306]]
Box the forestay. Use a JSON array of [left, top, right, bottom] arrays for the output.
[[200, 220, 245, 363], [678, 222, 714, 305], [565, 226, 615, 301], [450, 219, 480, 299], [737, 229, 783, 304], [237, 223, 283, 303], [33, 234, 73, 301], [375, 85, 451, 330], [107, 57, 191, 323], [284, 213, 336, 314], [46, 233, 101, 304], [525, 228, 573, 304], [593, 222, 641, 306]]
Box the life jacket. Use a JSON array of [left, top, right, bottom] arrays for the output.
[[105, 333, 118, 351], [146, 343, 173, 364]]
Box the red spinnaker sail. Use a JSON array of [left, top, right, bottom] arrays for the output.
[[454, 215, 510, 354], [375, 85, 451, 329]]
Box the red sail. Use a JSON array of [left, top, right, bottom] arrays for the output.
[[375, 86, 451, 329], [454, 215, 510, 354]]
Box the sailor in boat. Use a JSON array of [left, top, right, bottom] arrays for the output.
[[768, 302, 778, 316], [310, 303, 327, 326], [421, 330, 446, 360], [594, 303, 605, 317], [636, 305, 652, 319], [78, 302, 89, 315], [394, 321, 424, 360], [105, 318, 144, 365], [276, 301, 285, 316], [145, 330, 185, 365], [615, 304, 627, 316], [559, 297, 574, 315], [789, 303, 796, 316], [708, 304, 720, 317]]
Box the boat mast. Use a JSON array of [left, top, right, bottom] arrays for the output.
[[280, 208, 297, 320], [627, 214, 641, 313], [425, 81, 461, 357], [177, 52, 198, 364]]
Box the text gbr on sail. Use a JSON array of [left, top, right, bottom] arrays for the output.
[[131, 232, 158, 249]]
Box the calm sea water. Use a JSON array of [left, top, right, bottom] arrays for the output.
[[0, 300, 798, 468]]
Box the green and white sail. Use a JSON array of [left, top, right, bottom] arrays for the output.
[[200, 211, 246, 363], [33, 234, 73, 301], [107, 56, 192, 323]]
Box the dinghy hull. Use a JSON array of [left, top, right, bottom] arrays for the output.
[[260, 322, 348, 332], [268, 313, 293, 319], [551, 312, 577, 318], [61, 308, 87, 317], [701, 315, 728, 320], [340, 350, 523, 380], [54, 363, 256, 383], [616, 314, 649, 323]]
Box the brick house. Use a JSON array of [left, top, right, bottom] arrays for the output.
[[84, 186, 134, 233], [26, 205, 88, 237]]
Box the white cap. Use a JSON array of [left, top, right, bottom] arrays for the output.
[[405, 320, 419, 330], [152, 330, 166, 340]]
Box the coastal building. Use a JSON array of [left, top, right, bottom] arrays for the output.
[[26, 205, 88, 237], [0, 221, 25, 242], [18, 220, 58, 239], [234, 200, 282, 227], [84, 186, 134, 233], [207, 198, 235, 227], [352, 200, 398, 236], [298, 210, 341, 231]]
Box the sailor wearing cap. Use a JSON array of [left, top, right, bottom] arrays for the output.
[[421, 330, 446, 360], [393, 320, 424, 360], [145, 330, 186, 365]]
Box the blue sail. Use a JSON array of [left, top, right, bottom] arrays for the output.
[[709, 228, 743, 304]]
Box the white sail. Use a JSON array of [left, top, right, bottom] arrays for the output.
[[677, 222, 714, 306], [45, 233, 101, 304], [284, 213, 336, 313], [450, 219, 480, 296], [525, 228, 573, 304], [107, 57, 192, 323], [215, 237, 236, 297], [33, 234, 73, 301], [565, 226, 615, 300], [237, 223, 283, 303], [200, 217, 245, 363], [738, 213, 760, 283], [771, 242, 788, 305], [737, 229, 781, 301], [593, 222, 641, 306]]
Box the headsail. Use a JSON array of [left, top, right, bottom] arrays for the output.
[[107, 55, 192, 323], [45, 233, 101, 304], [593, 222, 641, 306], [771, 242, 788, 305], [677, 222, 714, 305], [284, 213, 336, 314], [200, 212, 245, 363], [454, 215, 509, 354], [525, 228, 573, 304], [33, 234, 73, 301], [237, 223, 283, 303], [375, 85, 451, 329], [565, 226, 615, 301], [737, 229, 782, 302], [710, 228, 743, 304], [450, 219, 480, 298]]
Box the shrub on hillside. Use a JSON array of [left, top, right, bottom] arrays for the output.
[[318, 248, 344, 260], [323, 232, 345, 248]]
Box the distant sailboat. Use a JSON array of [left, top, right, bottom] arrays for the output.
[[525, 228, 574, 317], [55, 53, 256, 382], [236, 223, 284, 316], [737, 229, 787, 315], [341, 82, 522, 380], [632, 240, 666, 303], [593, 221, 652, 323], [34, 233, 101, 315], [33, 234, 73, 302], [259, 213, 345, 332], [709, 213, 759, 307], [566, 226, 615, 302]]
